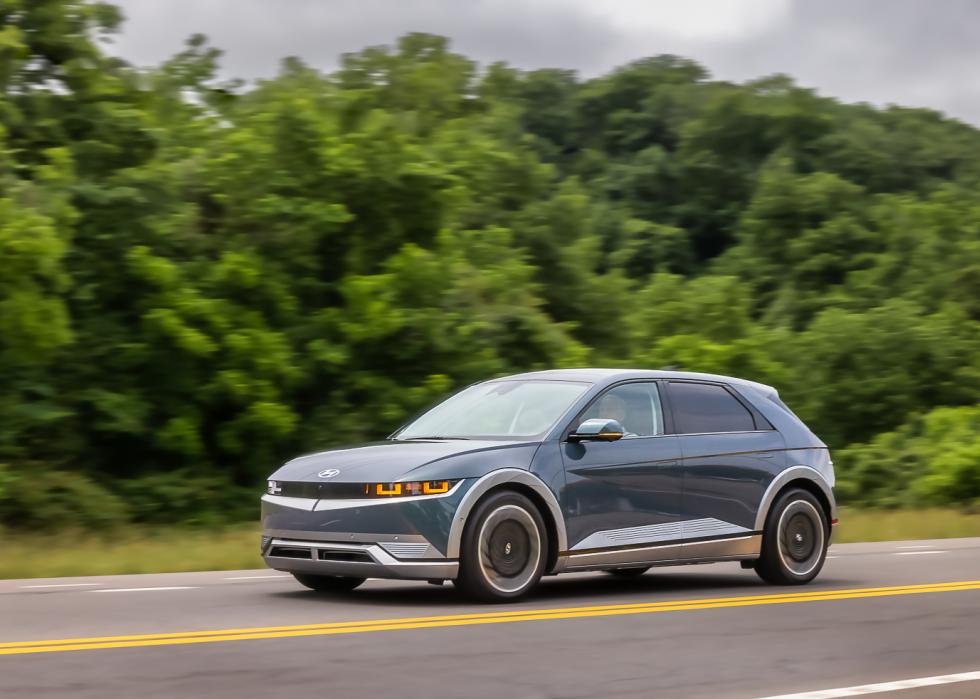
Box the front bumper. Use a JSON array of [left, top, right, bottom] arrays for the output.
[[262, 536, 458, 580], [260, 480, 472, 580]]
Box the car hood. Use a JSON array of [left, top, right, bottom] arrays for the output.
[[269, 439, 541, 484]]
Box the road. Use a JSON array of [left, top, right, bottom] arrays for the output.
[[1, 538, 979, 699]]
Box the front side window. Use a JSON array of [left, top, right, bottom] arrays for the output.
[[395, 380, 591, 440], [667, 382, 756, 434], [578, 382, 665, 437]]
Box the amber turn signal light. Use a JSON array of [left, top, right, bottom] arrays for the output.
[[363, 481, 456, 497]]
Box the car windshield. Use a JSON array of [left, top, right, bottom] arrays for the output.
[[394, 380, 591, 440]]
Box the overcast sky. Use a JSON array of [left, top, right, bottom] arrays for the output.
[[108, 0, 980, 125]]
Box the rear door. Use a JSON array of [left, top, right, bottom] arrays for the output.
[[664, 381, 786, 538], [560, 381, 684, 551]]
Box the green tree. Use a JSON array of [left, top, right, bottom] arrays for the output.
[[3, 6, 980, 526]]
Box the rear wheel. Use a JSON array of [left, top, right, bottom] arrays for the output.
[[457, 491, 547, 603], [755, 488, 828, 585], [291, 573, 365, 592], [605, 567, 650, 578]]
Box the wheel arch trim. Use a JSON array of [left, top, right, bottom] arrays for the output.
[[446, 468, 567, 561], [754, 465, 837, 531]]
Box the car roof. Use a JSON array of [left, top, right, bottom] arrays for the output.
[[495, 368, 779, 398]]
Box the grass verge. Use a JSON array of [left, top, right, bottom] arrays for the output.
[[0, 526, 262, 580], [3, 508, 980, 579], [834, 507, 980, 543]]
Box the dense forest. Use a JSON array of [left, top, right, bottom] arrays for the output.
[[2, 1, 980, 529]]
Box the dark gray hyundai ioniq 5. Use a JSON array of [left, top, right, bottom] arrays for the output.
[[262, 369, 836, 601]]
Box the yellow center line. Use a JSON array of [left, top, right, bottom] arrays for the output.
[[2, 580, 978, 656]]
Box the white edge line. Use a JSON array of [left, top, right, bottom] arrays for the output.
[[756, 670, 980, 698], [92, 586, 198, 593], [895, 551, 946, 556], [896, 544, 936, 549], [21, 583, 102, 589]]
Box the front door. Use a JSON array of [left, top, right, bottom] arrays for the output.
[[560, 381, 684, 552]]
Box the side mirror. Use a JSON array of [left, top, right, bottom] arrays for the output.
[[568, 418, 625, 443]]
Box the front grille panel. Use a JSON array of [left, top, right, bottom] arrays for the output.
[[318, 549, 373, 563], [266, 540, 376, 564], [274, 482, 368, 499], [269, 546, 313, 559]]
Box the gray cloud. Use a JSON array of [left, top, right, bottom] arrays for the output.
[[107, 0, 980, 125]]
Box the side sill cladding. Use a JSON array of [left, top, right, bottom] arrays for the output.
[[445, 468, 567, 561], [753, 465, 838, 531]]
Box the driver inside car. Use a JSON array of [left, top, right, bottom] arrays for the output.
[[593, 393, 638, 437]]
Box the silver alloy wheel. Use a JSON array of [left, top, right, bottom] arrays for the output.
[[476, 504, 542, 594], [776, 499, 825, 577]]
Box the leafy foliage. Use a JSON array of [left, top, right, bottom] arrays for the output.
[[1, 4, 980, 528], [837, 406, 980, 508]]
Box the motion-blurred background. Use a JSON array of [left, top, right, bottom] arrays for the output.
[[2, 0, 979, 577]]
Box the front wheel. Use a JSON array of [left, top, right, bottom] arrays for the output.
[[755, 488, 828, 585], [291, 573, 365, 592], [456, 491, 547, 602]]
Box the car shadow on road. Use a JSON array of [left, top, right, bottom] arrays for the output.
[[268, 566, 859, 610]]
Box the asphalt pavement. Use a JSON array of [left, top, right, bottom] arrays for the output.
[[2, 538, 979, 699]]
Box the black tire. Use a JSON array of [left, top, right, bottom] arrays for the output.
[[755, 488, 828, 585], [605, 567, 650, 578], [456, 490, 547, 603], [291, 573, 366, 592]]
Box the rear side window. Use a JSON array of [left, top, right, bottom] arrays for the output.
[[667, 382, 756, 434]]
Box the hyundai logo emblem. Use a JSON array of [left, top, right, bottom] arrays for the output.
[[317, 469, 341, 479]]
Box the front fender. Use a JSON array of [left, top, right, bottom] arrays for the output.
[[445, 468, 567, 561]]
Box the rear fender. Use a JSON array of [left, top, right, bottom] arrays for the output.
[[754, 465, 837, 531]]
